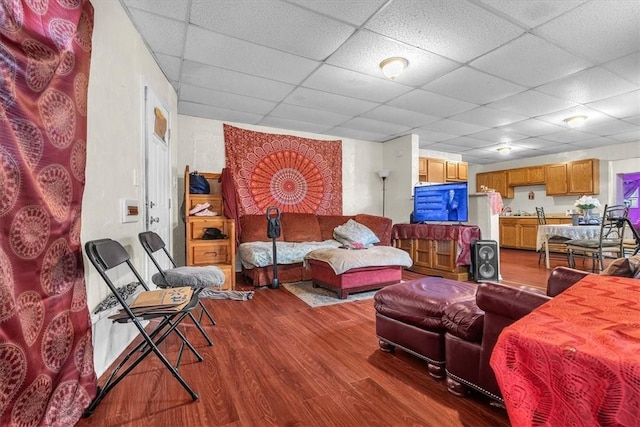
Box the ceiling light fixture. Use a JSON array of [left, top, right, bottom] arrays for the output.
[[497, 146, 512, 155], [563, 115, 588, 128], [379, 57, 408, 80]]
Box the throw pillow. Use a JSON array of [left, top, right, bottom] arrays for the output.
[[333, 219, 380, 248], [600, 257, 633, 277]]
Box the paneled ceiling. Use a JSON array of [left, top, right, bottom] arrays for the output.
[[121, 0, 640, 164]]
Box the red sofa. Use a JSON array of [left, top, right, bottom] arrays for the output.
[[238, 213, 392, 287]]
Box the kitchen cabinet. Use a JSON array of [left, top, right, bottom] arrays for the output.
[[476, 170, 513, 198], [419, 157, 446, 182], [446, 160, 468, 181], [499, 217, 572, 250], [507, 166, 545, 186], [545, 159, 599, 196], [184, 166, 235, 290]]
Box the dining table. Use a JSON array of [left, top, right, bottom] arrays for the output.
[[490, 273, 640, 426], [536, 224, 600, 269]]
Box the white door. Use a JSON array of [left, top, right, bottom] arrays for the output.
[[144, 86, 172, 282]]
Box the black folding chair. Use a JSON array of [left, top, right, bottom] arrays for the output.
[[83, 239, 201, 417], [138, 231, 221, 347]]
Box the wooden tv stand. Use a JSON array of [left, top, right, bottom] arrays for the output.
[[391, 224, 481, 281]]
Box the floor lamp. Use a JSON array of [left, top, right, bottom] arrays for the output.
[[378, 170, 391, 216]]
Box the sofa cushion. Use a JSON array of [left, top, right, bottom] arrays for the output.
[[334, 219, 380, 248], [355, 214, 392, 246], [318, 215, 354, 241], [280, 213, 322, 242], [443, 300, 484, 343], [239, 215, 281, 242]]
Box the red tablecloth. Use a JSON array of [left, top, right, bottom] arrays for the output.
[[391, 224, 481, 266], [491, 274, 640, 426]]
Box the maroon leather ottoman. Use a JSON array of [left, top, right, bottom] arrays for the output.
[[374, 277, 477, 378]]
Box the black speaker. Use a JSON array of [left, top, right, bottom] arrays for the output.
[[471, 240, 499, 282]]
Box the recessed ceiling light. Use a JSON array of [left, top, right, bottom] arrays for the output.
[[379, 57, 408, 80], [497, 146, 512, 154], [563, 115, 588, 128]]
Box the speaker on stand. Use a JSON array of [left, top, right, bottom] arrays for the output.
[[471, 240, 499, 282]]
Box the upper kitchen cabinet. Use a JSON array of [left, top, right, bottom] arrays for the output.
[[476, 170, 513, 199], [419, 157, 467, 183], [507, 166, 545, 186], [545, 159, 599, 196], [446, 160, 468, 182]]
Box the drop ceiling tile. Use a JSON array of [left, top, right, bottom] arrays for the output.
[[512, 137, 564, 150], [420, 118, 489, 136], [257, 116, 334, 135], [303, 65, 412, 103], [288, 0, 388, 26], [365, 0, 524, 62], [439, 136, 495, 148], [326, 30, 459, 87], [478, 0, 587, 29], [426, 143, 471, 154], [340, 117, 411, 135], [180, 61, 294, 102], [361, 106, 439, 128], [387, 89, 478, 118], [487, 90, 576, 117], [185, 26, 320, 85], [603, 52, 640, 86], [458, 147, 497, 157], [270, 103, 350, 127], [423, 66, 526, 104], [470, 129, 528, 143], [414, 129, 459, 144], [526, 143, 574, 154], [156, 53, 182, 81], [471, 34, 592, 87], [578, 119, 639, 137], [623, 115, 640, 126], [499, 118, 566, 137], [282, 87, 378, 116], [536, 67, 638, 104], [449, 106, 529, 128], [535, 1, 640, 63], [610, 129, 640, 143], [586, 91, 640, 120], [127, 9, 186, 57], [540, 130, 595, 143], [180, 84, 277, 115], [190, 1, 355, 61], [327, 126, 388, 142], [535, 105, 611, 128], [178, 101, 263, 124], [123, 0, 189, 20], [568, 136, 624, 150]]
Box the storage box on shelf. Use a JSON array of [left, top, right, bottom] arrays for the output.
[[184, 166, 235, 290]]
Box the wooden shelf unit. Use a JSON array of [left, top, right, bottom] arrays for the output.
[[184, 166, 235, 290]]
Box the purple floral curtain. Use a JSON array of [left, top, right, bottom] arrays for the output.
[[0, 1, 97, 425]]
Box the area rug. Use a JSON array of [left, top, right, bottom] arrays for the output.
[[282, 281, 378, 308]]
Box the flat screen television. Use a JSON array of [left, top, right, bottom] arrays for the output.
[[412, 182, 469, 223]]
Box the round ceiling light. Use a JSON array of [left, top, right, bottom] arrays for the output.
[[563, 115, 588, 128], [379, 57, 408, 80]]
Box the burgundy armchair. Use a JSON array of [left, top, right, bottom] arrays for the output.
[[443, 266, 594, 403]]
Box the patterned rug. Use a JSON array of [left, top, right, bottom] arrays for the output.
[[282, 281, 378, 308]]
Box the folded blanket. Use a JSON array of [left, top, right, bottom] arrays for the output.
[[152, 266, 226, 288], [304, 246, 413, 275]]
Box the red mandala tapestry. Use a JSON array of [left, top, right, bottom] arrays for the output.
[[224, 124, 342, 215]]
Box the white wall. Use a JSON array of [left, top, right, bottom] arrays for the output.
[[84, 0, 178, 375], [468, 142, 640, 215]]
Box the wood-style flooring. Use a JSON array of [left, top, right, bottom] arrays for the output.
[[76, 248, 583, 427]]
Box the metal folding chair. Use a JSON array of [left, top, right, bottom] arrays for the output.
[[83, 239, 201, 417], [535, 207, 571, 265], [138, 231, 218, 347]]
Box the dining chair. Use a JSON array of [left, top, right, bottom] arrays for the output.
[[565, 204, 630, 272], [83, 239, 201, 416], [535, 207, 571, 265], [139, 231, 225, 347]]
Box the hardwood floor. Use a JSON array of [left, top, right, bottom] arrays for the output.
[[76, 248, 581, 427]]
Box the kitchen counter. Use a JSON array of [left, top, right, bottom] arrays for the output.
[[499, 216, 572, 250], [499, 213, 569, 219]]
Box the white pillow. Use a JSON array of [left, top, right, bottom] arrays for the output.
[[333, 219, 380, 248]]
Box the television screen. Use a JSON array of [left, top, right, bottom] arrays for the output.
[[413, 182, 469, 223]]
